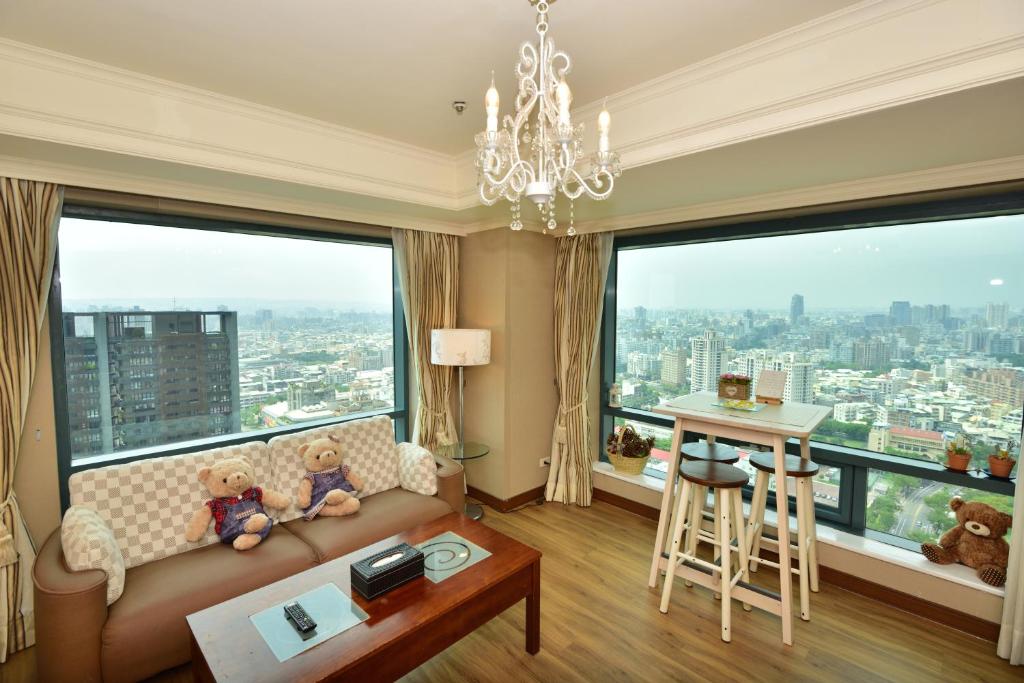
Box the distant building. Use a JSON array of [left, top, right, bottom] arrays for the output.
[[888, 426, 945, 459], [62, 311, 240, 457], [785, 361, 815, 404], [986, 302, 1009, 329], [660, 348, 687, 386], [889, 301, 911, 326], [690, 330, 725, 393], [833, 402, 871, 422], [853, 338, 891, 371], [790, 294, 804, 326], [960, 367, 1024, 407], [627, 352, 662, 379]]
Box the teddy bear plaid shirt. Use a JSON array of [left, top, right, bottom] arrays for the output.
[[302, 465, 355, 520], [206, 486, 272, 544]]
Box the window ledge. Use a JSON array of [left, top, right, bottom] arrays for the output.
[[592, 461, 1004, 597]]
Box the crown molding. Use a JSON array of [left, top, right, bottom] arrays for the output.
[[0, 152, 468, 235], [1, 0, 1021, 221], [571, 155, 1024, 235]]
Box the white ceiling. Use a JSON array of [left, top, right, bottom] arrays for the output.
[[0, 0, 860, 154]]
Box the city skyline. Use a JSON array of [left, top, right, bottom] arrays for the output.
[[617, 215, 1023, 310]]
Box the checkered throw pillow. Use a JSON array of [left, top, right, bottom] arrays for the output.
[[397, 442, 438, 496], [68, 441, 271, 568], [61, 506, 126, 605], [268, 415, 401, 522]]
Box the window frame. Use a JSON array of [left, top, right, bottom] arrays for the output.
[[599, 190, 1024, 549], [52, 205, 410, 511]]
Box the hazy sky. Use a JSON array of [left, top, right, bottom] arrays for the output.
[[618, 215, 1024, 311], [58, 218, 394, 312]]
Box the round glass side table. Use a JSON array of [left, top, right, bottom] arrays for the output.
[[437, 441, 490, 521]]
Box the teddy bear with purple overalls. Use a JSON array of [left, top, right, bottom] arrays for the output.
[[297, 436, 365, 520], [185, 456, 291, 550]]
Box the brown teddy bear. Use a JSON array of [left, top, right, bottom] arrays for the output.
[[297, 435, 364, 520], [185, 456, 291, 550], [921, 496, 1012, 586]]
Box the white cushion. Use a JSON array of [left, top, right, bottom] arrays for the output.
[[397, 443, 438, 496], [267, 415, 401, 522], [61, 506, 126, 605], [68, 441, 272, 568]]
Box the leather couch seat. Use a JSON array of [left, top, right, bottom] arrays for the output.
[[100, 525, 317, 683], [283, 487, 453, 563]]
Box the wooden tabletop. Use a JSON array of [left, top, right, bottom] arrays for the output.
[[652, 391, 831, 438], [188, 513, 541, 683]]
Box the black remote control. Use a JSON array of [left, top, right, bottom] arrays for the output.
[[283, 601, 317, 640]]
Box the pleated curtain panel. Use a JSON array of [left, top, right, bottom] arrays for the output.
[[545, 233, 613, 506], [999, 462, 1024, 665], [0, 178, 63, 661], [393, 229, 459, 450]]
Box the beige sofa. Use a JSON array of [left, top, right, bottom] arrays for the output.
[[33, 416, 464, 683]]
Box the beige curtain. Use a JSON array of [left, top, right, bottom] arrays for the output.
[[393, 229, 459, 450], [998, 453, 1024, 665], [545, 233, 613, 506], [0, 178, 62, 661]]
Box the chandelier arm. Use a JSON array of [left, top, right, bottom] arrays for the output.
[[561, 167, 615, 201]]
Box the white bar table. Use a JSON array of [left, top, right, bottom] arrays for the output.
[[648, 391, 830, 645]]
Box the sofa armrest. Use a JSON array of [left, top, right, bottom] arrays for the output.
[[33, 528, 108, 683], [433, 451, 466, 513]]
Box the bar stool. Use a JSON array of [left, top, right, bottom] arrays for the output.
[[679, 441, 740, 579], [660, 461, 751, 642], [745, 451, 820, 622]]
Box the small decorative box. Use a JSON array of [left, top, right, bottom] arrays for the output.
[[351, 543, 424, 600], [717, 374, 751, 400]]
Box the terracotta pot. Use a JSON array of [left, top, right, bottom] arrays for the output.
[[945, 450, 972, 472], [988, 455, 1016, 478]]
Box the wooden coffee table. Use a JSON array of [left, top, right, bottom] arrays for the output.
[[187, 513, 541, 682]]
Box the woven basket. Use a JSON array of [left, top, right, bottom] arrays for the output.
[[606, 425, 651, 475]]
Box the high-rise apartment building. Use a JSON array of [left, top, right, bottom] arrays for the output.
[[986, 302, 1009, 329], [790, 294, 804, 326], [62, 311, 241, 457], [690, 330, 725, 393], [660, 347, 688, 387], [853, 338, 892, 370], [889, 300, 911, 325]]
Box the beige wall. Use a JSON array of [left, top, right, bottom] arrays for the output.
[[458, 228, 557, 501], [14, 312, 62, 546]]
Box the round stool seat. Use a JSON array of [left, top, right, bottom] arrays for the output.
[[679, 461, 749, 489], [748, 452, 819, 478], [681, 441, 739, 464]]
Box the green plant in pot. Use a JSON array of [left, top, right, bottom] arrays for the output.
[[606, 425, 655, 475], [988, 440, 1017, 479], [945, 434, 972, 472]]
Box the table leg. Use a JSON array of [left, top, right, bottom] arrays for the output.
[[526, 558, 541, 654], [800, 437, 820, 592], [649, 418, 685, 588], [773, 434, 794, 646]]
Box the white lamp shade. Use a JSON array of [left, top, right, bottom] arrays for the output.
[[431, 329, 491, 366]]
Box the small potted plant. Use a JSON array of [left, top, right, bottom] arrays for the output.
[[718, 373, 752, 400], [945, 434, 972, 472], [988, 440, 1017, 479], [606, 425, 654, 475]]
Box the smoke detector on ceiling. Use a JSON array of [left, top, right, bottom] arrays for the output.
[[452, 100, 467, 115]]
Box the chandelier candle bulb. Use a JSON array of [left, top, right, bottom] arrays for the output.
[[556, 78, 572, 126], [485, 75, 500, 134], [598, 106, 611, 153]]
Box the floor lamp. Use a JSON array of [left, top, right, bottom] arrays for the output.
[[431, 328, 491, 519]]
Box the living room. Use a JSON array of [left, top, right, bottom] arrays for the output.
[[1, 1, 1023, 681]]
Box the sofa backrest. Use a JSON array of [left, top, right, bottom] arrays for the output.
[[68, 441, 271, 568], [268, 415, 400, 522]]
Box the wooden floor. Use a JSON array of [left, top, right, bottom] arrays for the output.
[[5, 499, 1018, 682]]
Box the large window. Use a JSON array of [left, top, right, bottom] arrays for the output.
[[53, 209, 405, 478], [601, 195, 1022, 549]]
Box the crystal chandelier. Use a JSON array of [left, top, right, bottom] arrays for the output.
[[474, 0, 620, 235]]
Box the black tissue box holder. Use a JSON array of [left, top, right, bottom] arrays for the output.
[[351, 543, 424, 599]]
